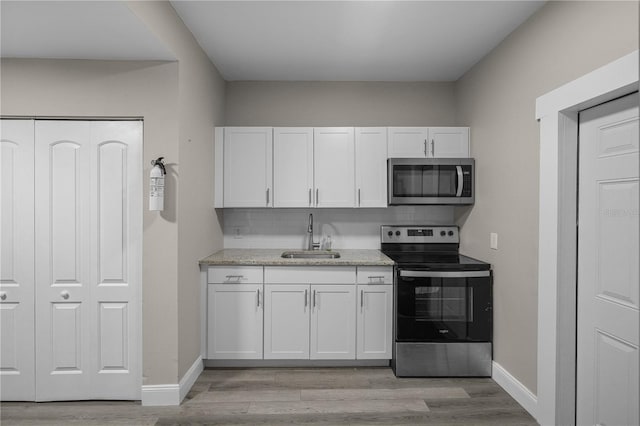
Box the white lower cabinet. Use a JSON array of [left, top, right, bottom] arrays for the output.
[[207, 265, 392, 362], [207, 283, 264, 359], [310, 285, 356, 360], [264, 284, 310, 359], [356, 284, 393, 359]]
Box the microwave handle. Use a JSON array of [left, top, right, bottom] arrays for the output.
[[456, 166, 464, 197]]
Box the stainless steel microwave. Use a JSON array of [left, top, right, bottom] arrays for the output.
[[387, 158, 475, 205]]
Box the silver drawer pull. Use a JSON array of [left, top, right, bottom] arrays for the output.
[[225, 275, 245, 282], [256, 289, 261, 307], [360, 289, 364, 308], [304, 289, 308, 307], [368, 275, 386, 283]]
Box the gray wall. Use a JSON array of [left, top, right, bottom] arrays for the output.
[[455, 0, 639, 393], [1, 1, 227, 387], [225, 81, 456, 126]]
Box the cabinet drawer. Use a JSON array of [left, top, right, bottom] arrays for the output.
[[264, 266, 356, 284], [208, 266, 263, 284], [356, 266, 393, 284]]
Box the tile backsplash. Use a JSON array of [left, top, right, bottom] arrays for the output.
[[223, 206, 454, 249]]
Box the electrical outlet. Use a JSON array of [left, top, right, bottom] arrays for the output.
[[490, 233, 498, 250], [233, 227, 243, 239]]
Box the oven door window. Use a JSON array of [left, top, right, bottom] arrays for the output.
[[415, 285, 470, 322]]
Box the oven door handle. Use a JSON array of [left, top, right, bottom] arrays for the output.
[[399, 270, 490, 278]]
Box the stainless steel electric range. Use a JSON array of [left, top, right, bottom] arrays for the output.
[[380, 225, 493, 377]]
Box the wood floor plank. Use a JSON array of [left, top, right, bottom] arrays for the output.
[[247, 398, 430, 415], [301, 387, 469, 401], [188, 389, 301, 403]]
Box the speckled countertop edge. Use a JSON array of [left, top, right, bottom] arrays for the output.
[[199, 248, 395, 266]]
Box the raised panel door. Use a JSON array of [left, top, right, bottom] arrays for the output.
[[428, 127, 470, 158], [264, 284, 310, 359], [387, 127, 428, 158], [355, 127, 388, 208], [356, 285, 393, 360], [313, 128, 355, 208], [208, 283, 263, 359], [273, 127, 313, 208], [34, 121, 141, 401], [223, 127, 273, 207], [577, 93, 639, 426], [310, 285, 356, 360], [0, 119, 35, 401]]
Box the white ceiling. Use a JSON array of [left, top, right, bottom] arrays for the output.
[[1, 1, 545, 82], [0, 1, 175, 61]]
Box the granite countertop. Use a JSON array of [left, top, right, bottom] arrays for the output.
[[199, 248, 395, 267]]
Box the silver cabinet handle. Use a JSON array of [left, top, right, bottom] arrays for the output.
[[315, 189, 319, 206], [0, 291, 6, 301], [304, 289, 308, 307], [368, 275, 385, 283], [60, 290, 70, 300], [358, 188, 361, 206], [430, 139, 435, 157], [256, 289, 260, 307], [423, 139, 427, 156], [308, 188, 312, 206], [360, 289, 364, 308], [266, 188, 270, 206], [312, 290, 316, 308]]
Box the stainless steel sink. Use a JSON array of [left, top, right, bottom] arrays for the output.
[[281, 250, 341, 259]]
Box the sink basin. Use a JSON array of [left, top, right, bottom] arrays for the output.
[[281, 250, 341, 259]]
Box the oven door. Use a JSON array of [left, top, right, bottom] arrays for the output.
[[396, 270, 492, 342]]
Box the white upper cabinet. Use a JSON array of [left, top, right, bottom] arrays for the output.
[[355, 127, 388, 208], [387, 127, 429, 158], [223, 127, 273, 207], [313, 127, 355, 208], [429, 127, 470, 158], [273, 127, 314, 208], [388, 127, 469, 158]]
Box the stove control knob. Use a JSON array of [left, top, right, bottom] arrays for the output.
[[387, 231, 393, 237], [448, 230, 454, 236], [395, 231, 401, 236], [440, 231, 446, 236]]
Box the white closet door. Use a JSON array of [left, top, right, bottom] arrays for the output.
[[34, 121, 142, 401], [0, 119, 35, 401]]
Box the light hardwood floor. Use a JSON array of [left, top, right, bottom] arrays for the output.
[[1, 367, 538, 425]]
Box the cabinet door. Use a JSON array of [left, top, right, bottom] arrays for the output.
[[313, 128, 355, 208], [355, 127, 388, 207], [273, 128, 314, 208], [428, 127, 470, 158], [387, 127, 428, 158], [208, 283, 263, 359], [357, 285, 393, 360], [0, 119, 35, 401], [264, 284, 310, 359], [310, 285, 356, 360], [223, 127, 273, 207]]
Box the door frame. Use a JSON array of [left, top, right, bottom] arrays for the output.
[[535, 50, 639, 425]]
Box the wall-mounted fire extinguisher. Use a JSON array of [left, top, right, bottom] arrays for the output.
[[150, 157, 166, 211]]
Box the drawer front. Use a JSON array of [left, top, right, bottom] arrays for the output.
[[356, 266, 393, 285], [264, 266, 356, 284], [208, 266, 263, 284]]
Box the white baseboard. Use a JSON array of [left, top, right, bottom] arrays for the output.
[[492, 361, 537, 419], [179, 356, 204, 402], [141, 357, 203, 406]]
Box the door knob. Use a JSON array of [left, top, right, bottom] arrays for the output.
[[0, 291, 6, 300], [60, 290, 70, 300]]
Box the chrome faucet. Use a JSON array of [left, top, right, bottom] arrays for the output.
[[307, 213, 320, 251]]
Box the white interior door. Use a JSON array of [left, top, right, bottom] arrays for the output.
[[0, 119, 35, 401], [577, 92, 639, 426], [34, 120, 141, 401]]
